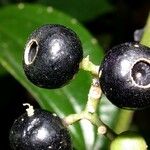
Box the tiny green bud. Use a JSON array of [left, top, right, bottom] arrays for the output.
[[110, 131, 148, 150]]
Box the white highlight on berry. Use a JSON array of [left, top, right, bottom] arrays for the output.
[[36, 127, 49, 140], [134, 44, 139, 48], [52, 113, 57, 117], [49, 39, 64, 59], [120, 59, 131, 76], [27, 118, 38, 132], [23, 103, 34, 117], [48, 146, 53, 149]]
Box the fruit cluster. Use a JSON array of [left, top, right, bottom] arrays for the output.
[[9, 24, 149, 149], [10, 24, 83, 150]]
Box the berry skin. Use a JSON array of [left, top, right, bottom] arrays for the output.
[[9, 108, 72, 150], [99, 42, 150, 109], [23, 24, 83, 89]]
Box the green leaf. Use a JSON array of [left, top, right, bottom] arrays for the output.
[[0, 4, 103, 149], [0, 64, 7, 76], [37, 0, 113, 22]]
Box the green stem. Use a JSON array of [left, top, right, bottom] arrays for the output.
[[64, 77, 117, 141], [64, 78, 102, 126], [115, 109, 133, 133], [80, 55, 99, 76], [83, 111, 117, 140], [64, 110, 117, 140], [64, 113, 81, 125], [84, 78, 101, 113], [140, 13, 150, 47]]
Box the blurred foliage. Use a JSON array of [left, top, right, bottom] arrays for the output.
[[0, 0, 113, 22]]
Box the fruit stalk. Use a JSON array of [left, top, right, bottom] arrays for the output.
[[64, 77, 117, 140], [80, 55, 99, 76], [85, 78, 101, 113]]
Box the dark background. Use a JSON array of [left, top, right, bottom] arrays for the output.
[[0, 0, 150, 149]]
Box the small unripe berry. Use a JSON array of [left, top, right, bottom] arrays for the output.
[[110, 131, 148, 150]]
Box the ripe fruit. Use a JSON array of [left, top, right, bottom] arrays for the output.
[[9, 105, 72, 150], [99, 42, 150, 109], [110, 131, 147, 150], [23, 24, 83, 89]]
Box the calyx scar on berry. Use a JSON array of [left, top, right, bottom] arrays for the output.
[[23, 24, 83, 89], [99, 42, 150, 109]]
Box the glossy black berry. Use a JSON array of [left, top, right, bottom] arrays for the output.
[[9, 108, 72, 150], [99, 42, 150, 109], [23, 24, 83, 89]]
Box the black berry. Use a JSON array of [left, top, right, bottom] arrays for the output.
[[99, 42, 150, 109], [9, 108, 72, 150], [23, 24, 83, 89]]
